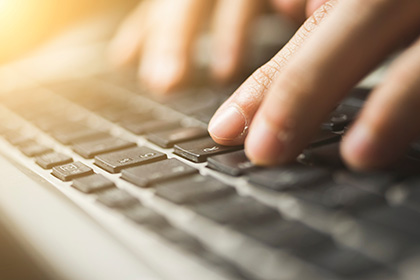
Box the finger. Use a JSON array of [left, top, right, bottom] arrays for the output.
[[341, 37, 420, 170], [139, 0, 211, 94], [306, 0, 329, 16], [211, 0, 263, 82], [245, 0, 420, 165], [108, 0, 153, 67], [208, 0, 338, 145], [270, 0, 308, 24]]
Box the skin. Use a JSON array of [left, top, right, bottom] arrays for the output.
[[110, 0, 420, 171]]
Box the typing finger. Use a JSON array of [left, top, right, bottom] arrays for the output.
[[342, 37, 420, 170], [211, 0, 263, 83], [108, 1, 153, 67], [244, 0, 420, 165], [138, 0, 211, 94], [208, 0, 338, 145]]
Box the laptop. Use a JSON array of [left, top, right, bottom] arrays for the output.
[[0, 4, 418, 280]]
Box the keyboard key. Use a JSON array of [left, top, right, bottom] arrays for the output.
[[52, 162, 93, 181], [301, 142, 344, 167], [122, 204, 167, 226], [72, 174, 115, 193], [122, 158, 197, 188], [192, 195, 278, 224], [300, 244, 384, 278], [249, 164, 330, 191], [155, 175, 235, 204], [308, 130, 341, 148], [51, 124, 108, 145], [237, 218, 329, 251], [94, 146, 167, 173], [147, 126, 208, 148], [174, 137, 243, 163], [35, 152, 73, 169], [121, 119, 178, 135], [334, 170, 397, 195], [292, 181, 385, 212], [72, 136, 136, 158], [207, 150, 255, 176], [157, 225, 202, 253], [322, 104, 360, 131], [18, 141, 53, 157], [96, 188, 139, 208], [4, 131, 32, 146]]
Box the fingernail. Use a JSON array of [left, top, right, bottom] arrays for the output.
[[208, 106, 247, 141], [245, 119, 287, 165]]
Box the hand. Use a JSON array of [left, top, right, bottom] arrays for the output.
[[109, 0, 264, 94], [208, 0, 420, 170]]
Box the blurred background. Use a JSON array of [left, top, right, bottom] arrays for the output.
[[0, 0, 136, 64]]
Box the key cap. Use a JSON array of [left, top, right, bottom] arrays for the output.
[[207, 150, 255, 176], [157, 224, 203, 253], [96, 188, 139, 208], [334, 170, 397, 195], [155, 175, 235, 204], [299, 244, 384, 278], [52, 161, 93, 181], [122, 158, 198, 188], [249, 164, 330, 191], [174, 137, 243, 163], [191, 195, 278, 224], [122, 204, 167, 226], [4, 131, 32, 146], [121, 119, 178, 135], [35, 152, 73, 169], [301, 142, 344, 167], [94, 146, 167, 173], [72, 136, 136, 158], [237, 218, 330, 251], [292, 181, 385, 212], [308, 130, 341, 148], [72, 174, 115, 193], [51, 124, 108, 145], [322, 104, 360, 131], [18, 141, 52, 157], [147, 126, 208, 148], [360, 205, 420, 238]]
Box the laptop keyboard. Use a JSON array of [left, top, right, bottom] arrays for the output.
[[0, 75, 419, 280]]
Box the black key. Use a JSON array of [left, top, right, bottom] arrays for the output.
[[52, 161, 93, 181], [122, 158, 197, 188], [238, 219, 330, 251], [248, 164, 330, 191], [72, 136, 136, 158], [147, 126, 208, 148], [308, 130, 341, 148], [322, 104, 360, 131], [122, 204, 167, 226], [72, 174, 115, 193], [292, 181, 385, 212], [96, 188, 139, 208], [51, 124, 108, 145], [157, 225, 203, 253], [155, 175, 235, 204], [174, 137, 243, 163], [35, 152, 73, 169], [94, 146, 166, 173], [18, 141, 52, 157], [301, 142, 344, 167], [207, 150, 255, 176], [192, 195, 278, 224], [4, 131, 31, 146], [334, 170, 397, 195], [360, 205, 420, 238], [121, 119, 178, 135], [300, 244, 384, 278]]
